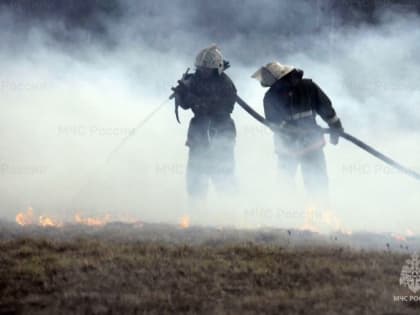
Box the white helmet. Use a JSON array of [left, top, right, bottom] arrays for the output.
[[252, 62, 295, 87], [195, 44, 224, 75]]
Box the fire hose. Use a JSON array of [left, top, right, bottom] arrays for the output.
[[236, 96, 420, 181]]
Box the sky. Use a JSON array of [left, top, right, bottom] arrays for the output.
[[0, 0, 419, 234]]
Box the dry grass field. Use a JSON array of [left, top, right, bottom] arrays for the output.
[[0, 222, 419, 315]]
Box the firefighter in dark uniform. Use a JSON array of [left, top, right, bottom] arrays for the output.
[[172, 45, 237, 198], [252, 62, 343, 196]]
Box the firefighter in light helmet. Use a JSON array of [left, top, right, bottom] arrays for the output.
[[194, 45, 225, 76], [172, 45, 237, 198], [252, 61, 344, 196]]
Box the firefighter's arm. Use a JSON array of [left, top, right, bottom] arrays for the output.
[[219, 76, 237, 114], [313, 82, 343, 145], [172, 76, 202, 110], [263, 92, 287, 132]]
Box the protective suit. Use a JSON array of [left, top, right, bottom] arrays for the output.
[[252, 62, 343, 196], [174, 45, 237, 198]]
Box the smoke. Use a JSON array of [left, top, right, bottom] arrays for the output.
[[0, 0, 419, 234]]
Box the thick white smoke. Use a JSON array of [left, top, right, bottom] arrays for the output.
[[0, 1, 419, 234]]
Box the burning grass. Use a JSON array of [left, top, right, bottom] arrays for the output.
[[0, 222, 419, 314]]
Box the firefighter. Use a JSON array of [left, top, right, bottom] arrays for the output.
[[172, 45, 237, 198], [252, 62, 344, 197]]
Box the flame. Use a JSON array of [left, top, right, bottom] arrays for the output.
[[16, 207, 35, 226], [392, 233, 407, 242], [180, 215, 190, 229], [390, 228, 416, 241], [15, 208, 147, 228], [74, 213, 111, 226], [300, 223, 319, 233], [299, 207, 352, 235], [406, 228, 415, 237], [299, 207, 320, 233], [15, 208, 145, 228], [39, 216, 61, 227], [16, 208, 61, 227], [321, 210, 352, 235]]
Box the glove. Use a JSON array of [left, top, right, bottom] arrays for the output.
[[328, 118, 343, 145], [171, 78, 196, 110], [171, 79, 189, 97]]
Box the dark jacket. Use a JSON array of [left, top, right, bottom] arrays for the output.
[[177, 71, 237, 117], [263, 70, 339, 155], [176, 71, 237, 148]]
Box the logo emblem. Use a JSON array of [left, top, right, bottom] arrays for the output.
[[400, 253, 420, 294]]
